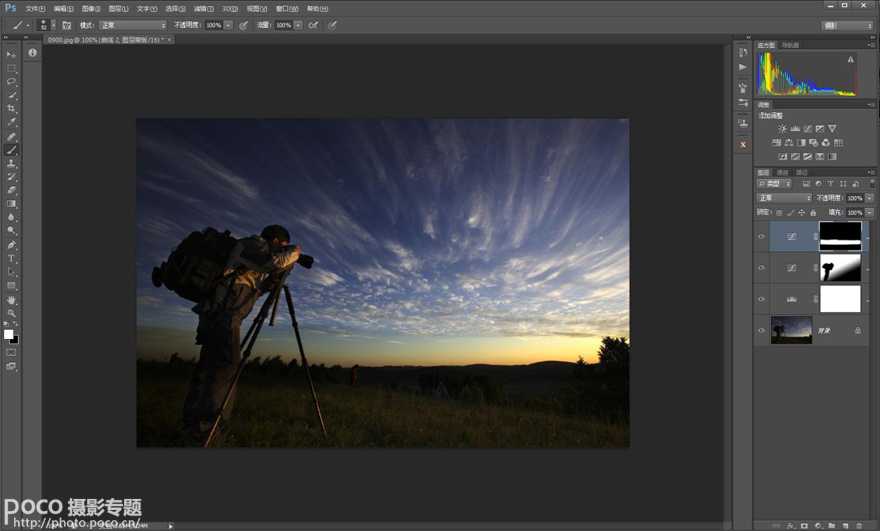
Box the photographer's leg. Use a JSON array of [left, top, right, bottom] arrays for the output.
[[208, 284, 260, 424], [183, 334, 218, 439]]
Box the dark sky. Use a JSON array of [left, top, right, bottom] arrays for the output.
[[136, 119, 629, 366], [770, 316, 812, 338]]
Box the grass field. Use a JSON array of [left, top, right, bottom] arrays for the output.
[[770, 336, 812, 344], [137, 369, 630, 448]]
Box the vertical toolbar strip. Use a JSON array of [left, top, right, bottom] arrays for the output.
[[1, 36, 22, 506], [732, 38, 754, 530], [22, 40, 40, 504]]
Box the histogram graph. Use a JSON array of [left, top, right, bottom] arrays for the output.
[[757, 50, 858, 97]]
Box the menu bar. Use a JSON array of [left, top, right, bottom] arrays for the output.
[[0, 1, 875, 39]]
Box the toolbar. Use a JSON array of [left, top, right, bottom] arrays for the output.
[[1, 38, 20, 374], [1, 0, 874, 16], [0, 1, 876, 38]]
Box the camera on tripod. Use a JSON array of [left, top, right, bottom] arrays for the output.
[[296, 254, 315, 269]]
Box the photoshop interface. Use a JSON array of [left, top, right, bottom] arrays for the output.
[[0, 1, 877, 531]]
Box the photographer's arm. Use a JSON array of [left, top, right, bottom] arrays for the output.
[[271, 244, 302, 271]]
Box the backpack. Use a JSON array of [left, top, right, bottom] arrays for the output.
[[151, 228, 239, 303]]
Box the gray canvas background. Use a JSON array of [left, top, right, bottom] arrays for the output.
[[41, 43, 725, 523]]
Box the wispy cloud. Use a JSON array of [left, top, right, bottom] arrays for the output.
[[137, 119, 630, 360], [138, 130, 259, 203], [307, 270, 344, 287], [385, 240, 421, 272], [423, 209, 437, 239]]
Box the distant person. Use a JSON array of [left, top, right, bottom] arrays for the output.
[[350, 364, 359, 387], [772, 324, 784, 339], [182, 224, 302, 441]]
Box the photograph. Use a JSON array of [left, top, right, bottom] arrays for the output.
[[136, 118, 630, 448], [819, 254, 861, 282], [770, 315, 813, 345]]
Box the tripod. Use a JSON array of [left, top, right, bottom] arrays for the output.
[[203, 268, 327, 448]]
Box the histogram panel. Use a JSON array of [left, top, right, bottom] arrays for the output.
[[757, 51, 858, 97]]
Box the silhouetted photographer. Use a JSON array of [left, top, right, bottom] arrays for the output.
[[152, 224, 318, 443]]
